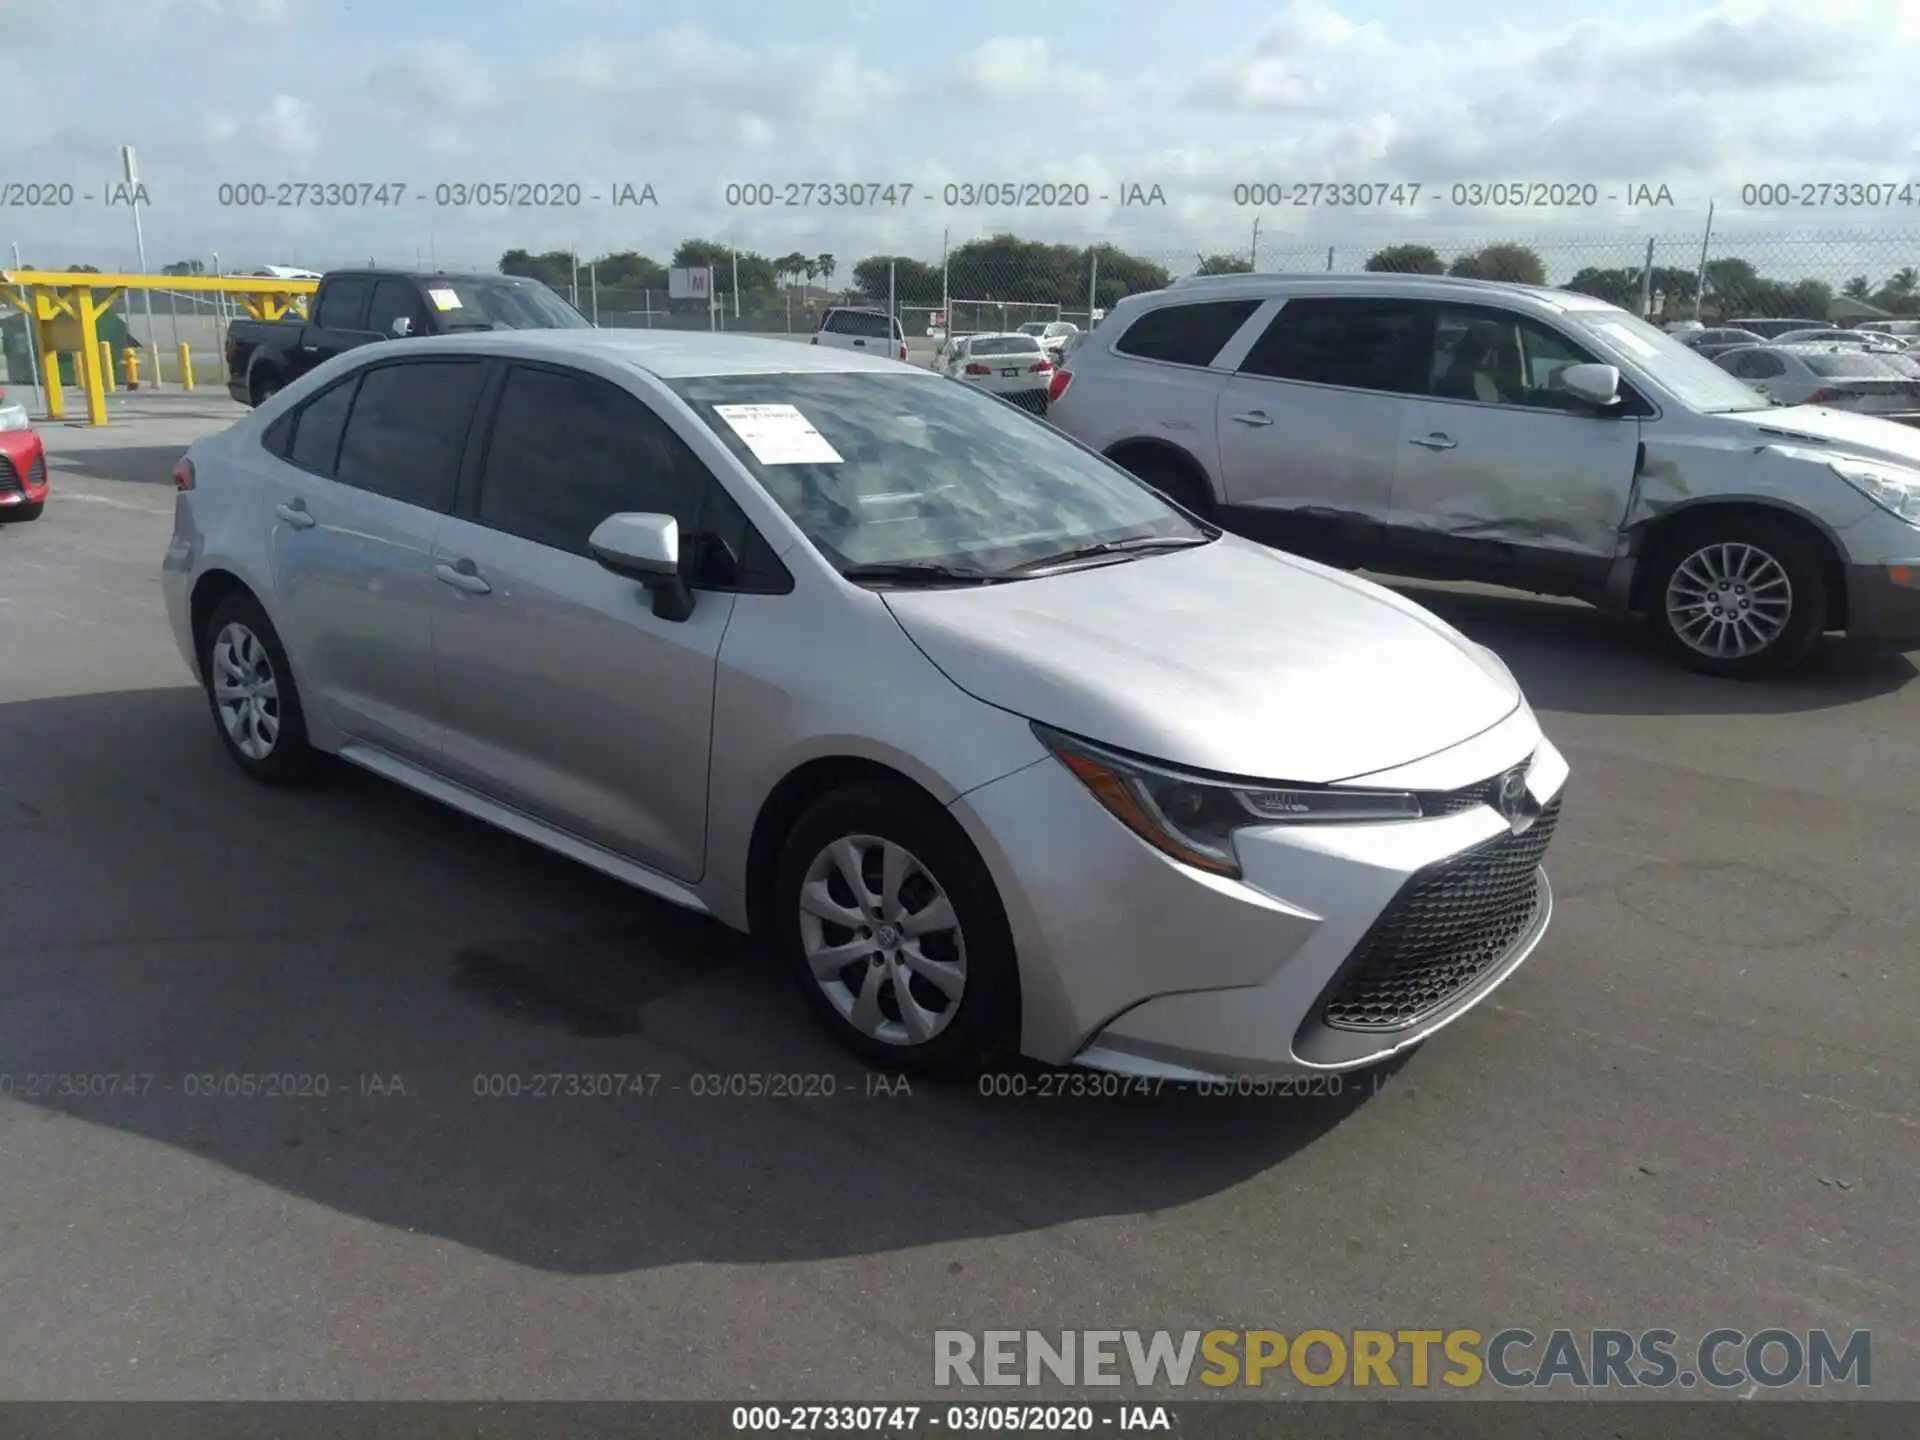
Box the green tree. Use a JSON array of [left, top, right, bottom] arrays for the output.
[[498, 249, 575, 289], [1702, 257, 1761, 316], [1195, 253, 1252, 276], [775, 251, 810, 288], [1843, 275, 1872, 301], [590, 250, 667, 291], [1365, 244, 1445, 275], [1448, 244, 1546, 285], [1875, 267, 1919, 314], [67, 263, 102, 273], [669, 239, 775, 295], [851, 255, 942, 304], [161, 258, 206, 276], [816, 253, 836, 288]]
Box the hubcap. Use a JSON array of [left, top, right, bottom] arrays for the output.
[[797, 834, 967, 1047], [210, 621, 281, 761], [1665, 542, 1792, 660]]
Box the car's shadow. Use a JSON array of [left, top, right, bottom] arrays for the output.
[[0, 685, 1396, 1277], [1379, 577, 1917, 715], [40, 443, 201, 489]]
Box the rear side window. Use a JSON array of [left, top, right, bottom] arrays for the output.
[[334, 360, 487, 510], [315, 278, 371, 331], [281, 377, 357, 475], [827, 310, 898, 339], [1240, 298, 1428, 393], [1114, 300, 1262, 367]]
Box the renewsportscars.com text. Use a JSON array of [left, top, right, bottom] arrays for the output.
[[933, 1328, 1871, 1390]]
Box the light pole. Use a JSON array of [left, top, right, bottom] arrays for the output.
[[12, 240, 43, 411], [124, 145, 162, 389]]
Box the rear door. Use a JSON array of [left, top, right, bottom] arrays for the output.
[[259, 356, 489, 760], [1214, 295, 1428, 557], [428, 361, 741, 880], [1387, 302, 1641, 591]]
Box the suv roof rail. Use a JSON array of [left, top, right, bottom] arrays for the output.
[[1167, 270, 1553, 294]]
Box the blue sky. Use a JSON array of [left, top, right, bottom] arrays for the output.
[[3, 0, 1917, 284]]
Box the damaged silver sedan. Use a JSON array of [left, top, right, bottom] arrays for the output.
[[1047, 272, 1920, 677]]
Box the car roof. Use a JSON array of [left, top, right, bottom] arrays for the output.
[[326, 269, 542, 286], [1137, 270, 1623, 313], [392, 327, 916, 378]]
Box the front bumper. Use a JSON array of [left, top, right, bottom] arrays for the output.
[[0, 429, 48, 508], [950, 707, 1568, 1078], [1837, 506, 1920, 643]]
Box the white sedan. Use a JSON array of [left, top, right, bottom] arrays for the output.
[[1714, 343, 1920, 422], [934, 332, 1054, 411]]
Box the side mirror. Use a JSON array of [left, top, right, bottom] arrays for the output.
[[1560, 362, 1622, 409], [588, 512, 693, 621], [389, 316, 414, 338]]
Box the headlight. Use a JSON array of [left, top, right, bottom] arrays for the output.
[[0, 405, 29, 433], [1034, 724, 1420, 878], [1831, 458, 1920, 524]]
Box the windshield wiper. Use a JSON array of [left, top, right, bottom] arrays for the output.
[[840, 561, 1008, 587], [1005, 534, 1213, 574]]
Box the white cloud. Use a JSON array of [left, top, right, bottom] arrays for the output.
[[951, 38, 1105, 103], [262, 94, 319, 161], [366, 43, 497, 115]]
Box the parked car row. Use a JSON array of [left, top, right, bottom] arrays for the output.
[[1042, 271, 1920, 678]]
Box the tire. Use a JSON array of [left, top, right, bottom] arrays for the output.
[[1115, 447, 1215, 518], [1, 500, 43, 523], [250, 370, 282, 408], [199, 590, 320, 784], [771, 779, 1020, 1078], [1645, 515, 1829, 678]]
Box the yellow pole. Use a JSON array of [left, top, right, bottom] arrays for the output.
[[99, 339, 116, 389], [42, 348, 66, 420], [178, 342, 194, 389], [75, 287, 109, 425]]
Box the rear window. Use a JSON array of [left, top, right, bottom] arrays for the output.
[[969, 336, 1041, 356], [826, 310, 899, 339], [1803, 352, 1912, 377], [1114, 299, 1262, 367]]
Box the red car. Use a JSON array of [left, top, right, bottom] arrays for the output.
[[0, 387, 48, 522]]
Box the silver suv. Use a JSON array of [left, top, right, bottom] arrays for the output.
[[1047, 272, 1920, 677]]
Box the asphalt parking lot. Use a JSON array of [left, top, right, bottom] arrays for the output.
[[0, 393, 1915, 1405]]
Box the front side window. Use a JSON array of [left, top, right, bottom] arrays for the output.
[[333, 360, 487, 509], [1114, 299, 1262, 367], [366, 279, 428, 338], [1426, 305, 1600, 412], [666, 372, 1208, 577], [1239, 297, 1427, 394]]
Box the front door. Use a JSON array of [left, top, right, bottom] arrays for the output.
[[1388, 303, 1641, 590], [428, 361, 733, 882]]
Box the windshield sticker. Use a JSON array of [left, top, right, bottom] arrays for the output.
[[713, 403, 844, 465], [427, 288, 462, 311], [1596, 322, 1658, 357]]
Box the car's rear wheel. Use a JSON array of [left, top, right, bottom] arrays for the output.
[[772, 780, 1019, 1078], [200, 591, 319, 783], [1646, 515, 1828, 678], [1114, 448, 1215, 519]]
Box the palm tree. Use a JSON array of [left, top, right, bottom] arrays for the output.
[[1842, 276, 1871, 301], [803, 259, 819, 288], [816, 253, 836, 289]]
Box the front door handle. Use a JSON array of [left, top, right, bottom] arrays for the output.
[[1408, 433, 1458, 450], [1229, 410, 1273, 427], [274, 500, 316, 529], [435, 560, 492, 594]]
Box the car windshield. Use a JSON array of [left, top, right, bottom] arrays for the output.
[[969, 336, 1041, 356], [1017, 322, 1048, 336], [1802, 351, 1916, 377], [1562, 308, 1775, 412], [668, 372, 1208, 576], [443, 281, 591, 330]]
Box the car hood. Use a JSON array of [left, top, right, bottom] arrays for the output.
[[1721, 403, 1920, 464], [882, 536, 1521, 783]]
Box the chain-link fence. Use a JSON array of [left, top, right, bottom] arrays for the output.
[[28, 222, 1918, 377]]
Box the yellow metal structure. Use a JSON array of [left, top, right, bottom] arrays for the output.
[[0, 269, 317, 426], [99, 340, 116, 390], [178, 342, 195, 390]]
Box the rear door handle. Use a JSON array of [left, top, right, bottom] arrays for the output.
[[1409, 433, 1458, 450], [274, 501, 316, 529], [1229, 410, 1273, 427], [435, 560, 492, 594]]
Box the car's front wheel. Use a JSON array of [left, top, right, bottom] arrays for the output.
[[1646, 516, 1829, 678], [200, 590, 319, 783], [772, 780, 1019, 1077]]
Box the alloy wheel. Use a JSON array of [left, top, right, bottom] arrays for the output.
[[797, 834, 967, 1046], [1663, 541, 1794, 661], [210, 621, 282, 761]]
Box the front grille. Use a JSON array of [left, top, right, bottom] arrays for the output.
[[0, 455, 20, 497], [1321, 798, 1561, 1031], [1419, 775, 1499, 816], [26, 455, 44, 491]]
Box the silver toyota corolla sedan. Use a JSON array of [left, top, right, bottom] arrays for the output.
[[162, 329, 1569, 1080]]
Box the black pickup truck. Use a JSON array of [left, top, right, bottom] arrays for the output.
[[225, 269, 589, 406]]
